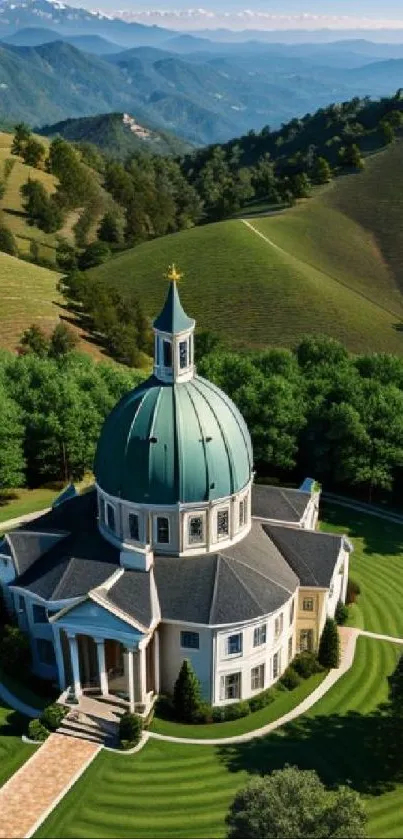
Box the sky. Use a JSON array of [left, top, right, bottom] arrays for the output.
[[65, 0, 403, 30]]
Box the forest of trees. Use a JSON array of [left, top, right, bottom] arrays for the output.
[[2, 331, 403, 503], [4, 90, 402, 268]]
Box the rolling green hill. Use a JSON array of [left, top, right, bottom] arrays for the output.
[[86, 140, 403, 356]]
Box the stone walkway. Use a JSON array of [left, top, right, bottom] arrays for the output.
[[0, 733, 100, 839]]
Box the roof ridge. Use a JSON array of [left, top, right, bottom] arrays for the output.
[[224, 550, 295, 597], [266, 525, 320, 586], [208, 554, 221, 624], [279, 488, 305, 520], [218, 553, 266, 616], [51, 553, 76, 599]]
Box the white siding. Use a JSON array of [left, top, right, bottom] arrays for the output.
[[159, 623, 213, 700]]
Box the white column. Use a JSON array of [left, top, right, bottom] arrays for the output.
[[53, 628, 66, 691], [139, 644, 147, 705], [127, 647, 135, 712], [153, 631, 160, 694], [68, 633, 81, 698], [95, 638, 108, 696]]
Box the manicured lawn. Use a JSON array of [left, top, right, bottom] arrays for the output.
[[321, 503, 403, 637], [35, 638, 403, 839], [150, 671, 326, 739], [0, 702, 36, 788]]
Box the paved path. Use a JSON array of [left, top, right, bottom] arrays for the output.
[[0, 681, 40, 719], [0, 733, 100, 839], [361, 630, 403, 645], [0, 507, 51, 532], [148, 627, 359, 746]]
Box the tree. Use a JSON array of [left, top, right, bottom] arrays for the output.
[[20, 179, 64, 233], [49, 322, 78, 357], [311, 156, 332, 184], [22, 138, 46, 169], [388, 653, 403, 716], [318, 618, 340, 669], [98, 210, 122, 244], [380, 120, 395, 145], [226, 766, 367, 839], [19, 325, 49, 357], [338, 143, 364, 170], [173, 659, 202, 722], [0, 386, 25, 489], [0, 224, 17, 256], [55, 239, 78, 272], [0, 625, 31, 677], [78, 241, 111, 270], [11, 123, 31, 156]]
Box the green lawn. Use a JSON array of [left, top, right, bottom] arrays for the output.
[[0, 487, 58, 526], [0, 667, 50, 712], [35, 637, 403, 839], [150, 671, 326, 739], [0, 702, 36, 788], [321, 503, 403, 637]]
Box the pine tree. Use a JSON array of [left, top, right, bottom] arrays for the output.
[[311, 156, 332, 184], [318, 618, 340, 669], [173, 659, 202, 722]]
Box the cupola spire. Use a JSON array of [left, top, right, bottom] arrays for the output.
[[153, 266, 195, 384]]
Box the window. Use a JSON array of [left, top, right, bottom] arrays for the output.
[[239, 500, 245, 527], [33, 604, 47, 624], [179, 340, 188, 369], [129, 513, 139, 541], [188, 515, 204, 544], [37, 638, 56, 667], [227, 633, 242, 656], [163, 340, 172, 367], [288, 636, 293, 662], [253, 624, 267, 647], [157, 517, 169, 544], [99, 496, 105, 523], [299, 629, 314, 652], [220, 672, 241, 701], [180, 631, 200, 649], [251, 664, 265, 691], [274, 613, 284, 640], [107, 504, 116, 532], [18, 595, 26, 613], [217, 509, 229, 538], [290, 599, 295, 625], [273, 651, 281, 679], [303, 598, 314, 612]]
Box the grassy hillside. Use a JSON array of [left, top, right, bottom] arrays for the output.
[[0, 132, 77, 260], [86, 140, 403, 356]]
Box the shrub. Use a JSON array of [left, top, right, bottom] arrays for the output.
[[155, 694, 175, 720], [0, 225, 17, 256], [28, 718, 49, 742], [280, 666, 302, 691], [318, 618, 340, 669], [191, 701, 214, 724], [41, 703, 67, 732], [249, 688, 276, 712], [346, 578, 361, 604], [212, 706, 227, 723], [335, 600, 349, 626], [0, 625, 31, 676], [173, 659, 202, 722], [119, 712, 142, 747], [223, 701, 250, 721], [293, 652, 323, 679]]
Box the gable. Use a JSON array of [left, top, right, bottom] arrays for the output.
[[53, 598, 144, 644]]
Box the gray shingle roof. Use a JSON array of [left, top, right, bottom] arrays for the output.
[[252, 484, 311, 523], [154, 521, 299, 625], [264, 524, 344, 587], [106, 571, 153, 629], [13, 491, 120, 600]]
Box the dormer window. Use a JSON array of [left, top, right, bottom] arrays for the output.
[[107, 503, 116, 532], [163, 340, 172, 368]]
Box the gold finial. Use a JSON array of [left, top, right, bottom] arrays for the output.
[[165, 263, 183, 283]]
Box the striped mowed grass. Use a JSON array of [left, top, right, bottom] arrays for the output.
[[35, 637, 403, 839]]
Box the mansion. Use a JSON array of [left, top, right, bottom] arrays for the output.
[[0, 275, 350, 711]]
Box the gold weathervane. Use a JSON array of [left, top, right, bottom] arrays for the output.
[[165, 263, 183, 283]]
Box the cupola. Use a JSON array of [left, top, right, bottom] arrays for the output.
[[153, 265, 195, 384]]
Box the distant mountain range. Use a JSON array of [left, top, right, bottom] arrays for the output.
[[0, 1, 403, 145]]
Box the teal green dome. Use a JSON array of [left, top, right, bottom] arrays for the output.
[[94, 374, 253, 505]]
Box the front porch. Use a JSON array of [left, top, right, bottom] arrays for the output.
[[57, 629, 160, 716]]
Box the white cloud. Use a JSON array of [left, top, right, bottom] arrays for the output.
[[112, 8, 403, 30]]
